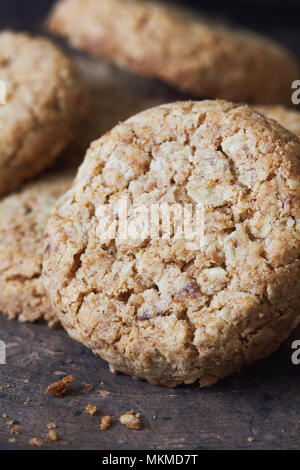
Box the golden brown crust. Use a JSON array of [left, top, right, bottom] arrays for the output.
[[0, 31, 88, 197], [43, 100, 300, 387], [47, 0, 299, 104]]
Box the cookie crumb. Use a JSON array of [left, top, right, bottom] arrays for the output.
[[248, 436, 255, 443], [100, 415, 112, 430], [47, 422, 57, 430], [45, 430, 58, 442], [11, 425, 20, 435], [8, 438, 16, 444], [84, 404, 97, 416], [99, 390, 110, 397], [0, 384, 10, 390], [45, 375, 74, 396], [83, 384, 93, 392], [7, 420, 14, 426], [29, 438, 43, 447], [25, 397, 31, 404], [120, 411, 141, 430], [2, 413, 8, 419]]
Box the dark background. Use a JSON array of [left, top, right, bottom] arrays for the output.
[[0, 0, 300, 56]]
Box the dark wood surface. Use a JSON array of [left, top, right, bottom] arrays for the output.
[[0, 0, 300, 451], [0, 315, 299, 450]]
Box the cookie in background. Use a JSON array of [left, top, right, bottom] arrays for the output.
[[47, 0, 299, 105], [0, 31, 89, 198], [60, 54, 183, 167], [0, 172, 72, 327]]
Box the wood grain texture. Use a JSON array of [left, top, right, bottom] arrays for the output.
[[0, 0, 300, 451], [0, 315, 299, 450]]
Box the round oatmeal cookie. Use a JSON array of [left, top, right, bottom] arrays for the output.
[[47, 0, 299, 105], [0, 31, 88, 197], [43, 100, 300, 387], [255, 106, 300, 140], [0, 172, 73, 327]]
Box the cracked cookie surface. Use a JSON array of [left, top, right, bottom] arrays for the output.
[[48, 0, 299, 104], [0, 53, 176, 326], [255, 106, 300, 140], [0, 31, 88, 197], [43, 100, 300, 387]]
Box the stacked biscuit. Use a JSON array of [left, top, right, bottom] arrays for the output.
[[1, 0, 300, 387]]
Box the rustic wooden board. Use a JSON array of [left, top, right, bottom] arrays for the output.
[[0, 0, 300, 451], [0, 315, 299, 450]]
